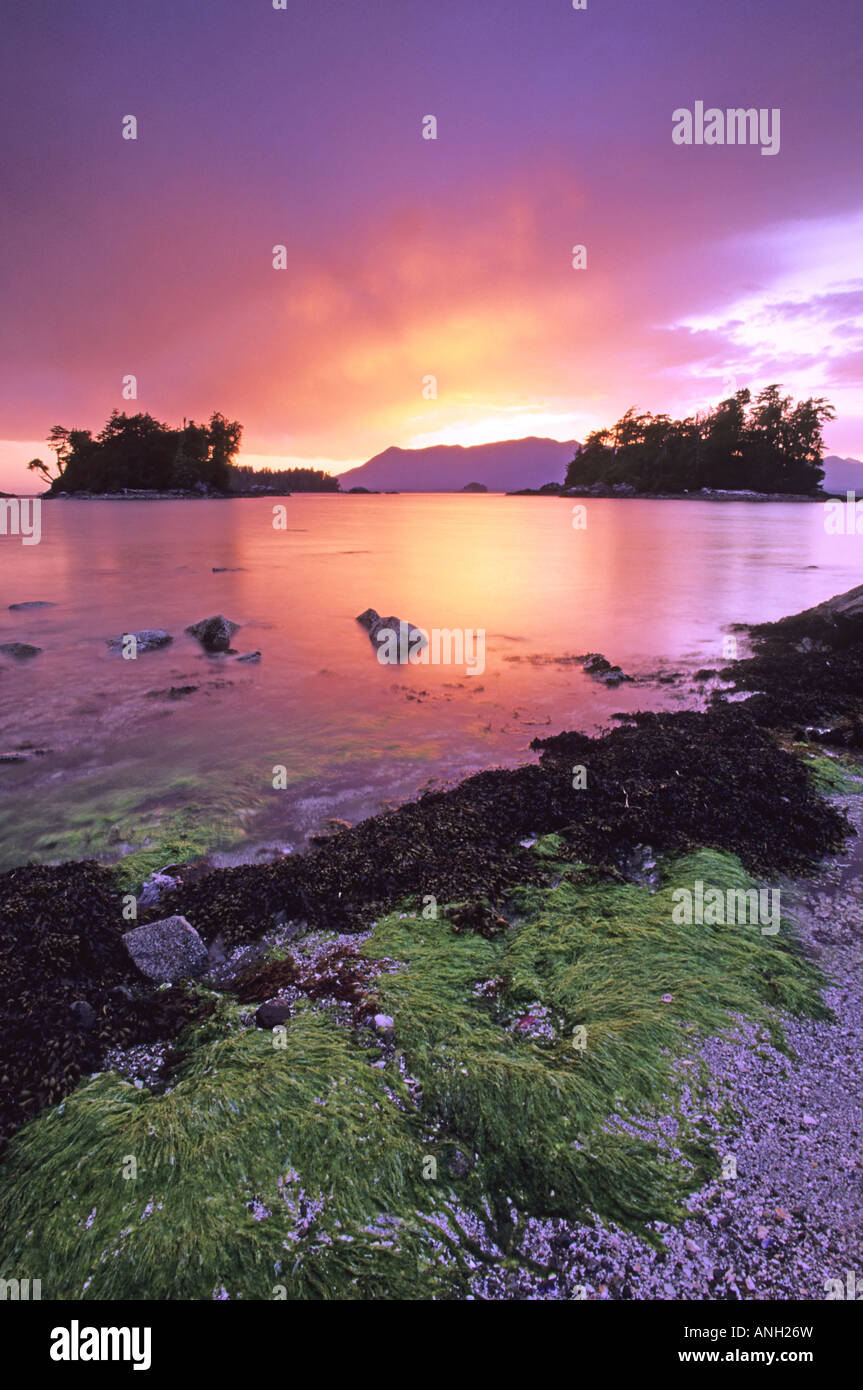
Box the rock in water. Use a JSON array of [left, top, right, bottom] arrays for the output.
[[122, 915, 208, 982], [355, 608, 427, 658], [106, 629, 172, 654], [0, 643, 42, 659], [8, 601, 55, 611], [579, 652, 630, 686], [186, 614, 239, 653]]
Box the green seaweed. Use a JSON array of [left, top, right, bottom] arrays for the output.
[[0, 848, 828, 1298], [798, 749, 863, 797]]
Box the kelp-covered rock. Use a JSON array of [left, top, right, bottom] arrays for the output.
[[578, 652, 630, 685], [0, 862, 213, 1148]]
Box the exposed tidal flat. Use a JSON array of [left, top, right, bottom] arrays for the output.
[[0, 582, 862, 1298]]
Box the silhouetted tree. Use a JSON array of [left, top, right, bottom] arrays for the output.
[[565, 387, 834, 494]]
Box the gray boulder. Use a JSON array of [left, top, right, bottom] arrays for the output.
[[186, 614, 239, 653], [106, 629, 172, 654], [122, 915, 208, 982]]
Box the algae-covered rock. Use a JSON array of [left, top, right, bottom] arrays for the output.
[[579, 652, 630, 685], [122, 915, 207, 982]]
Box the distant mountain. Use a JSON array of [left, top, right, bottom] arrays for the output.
[[338, 437, 578, 493], [822, 455, 863, 494]]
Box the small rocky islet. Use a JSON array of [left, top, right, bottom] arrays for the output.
[[0, 586, 861, 1299]]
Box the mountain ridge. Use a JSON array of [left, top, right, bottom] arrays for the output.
[[337, 436, 578, 492]]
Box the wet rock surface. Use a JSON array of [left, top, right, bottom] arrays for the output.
[[356, 607, 427, 656], [106, 629, 172, 654], [122, 915, 208, 983], [185, 614, 239, 653]]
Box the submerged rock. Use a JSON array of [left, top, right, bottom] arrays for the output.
[[106, 629, 172, 654], [235, 650, 261, 664], [186, 614, 239, 653], [0, 642, 42, 659], [122, 915, 208, 983], [8, 601, 55, 611]]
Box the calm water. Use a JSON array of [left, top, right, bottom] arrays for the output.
[[1, 494, 860, 869]]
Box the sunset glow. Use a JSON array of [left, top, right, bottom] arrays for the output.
[[1, 0, 861, 492]]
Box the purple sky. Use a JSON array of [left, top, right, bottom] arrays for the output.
[[1, 0, 862, 489]]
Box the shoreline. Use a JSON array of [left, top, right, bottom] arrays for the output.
[[1, 584, 861, 1297], [5, 488, 848, 502]]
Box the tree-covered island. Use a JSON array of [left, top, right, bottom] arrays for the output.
[[27, 411, 340, 495], [565, 386, 836, 495]]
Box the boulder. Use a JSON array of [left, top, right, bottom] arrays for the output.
[[106, 629, 172, 654], [0, 642, 42, 659], [122, 915, 208, 983], [256, 999, 293, 1029], [186, 614, 239, 653], [356, 608, 427, 658]]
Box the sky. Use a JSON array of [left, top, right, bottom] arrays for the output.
[[1, 0, 862, 491]]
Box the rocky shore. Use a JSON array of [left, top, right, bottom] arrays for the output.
[[0, 585, 861, 1299]]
